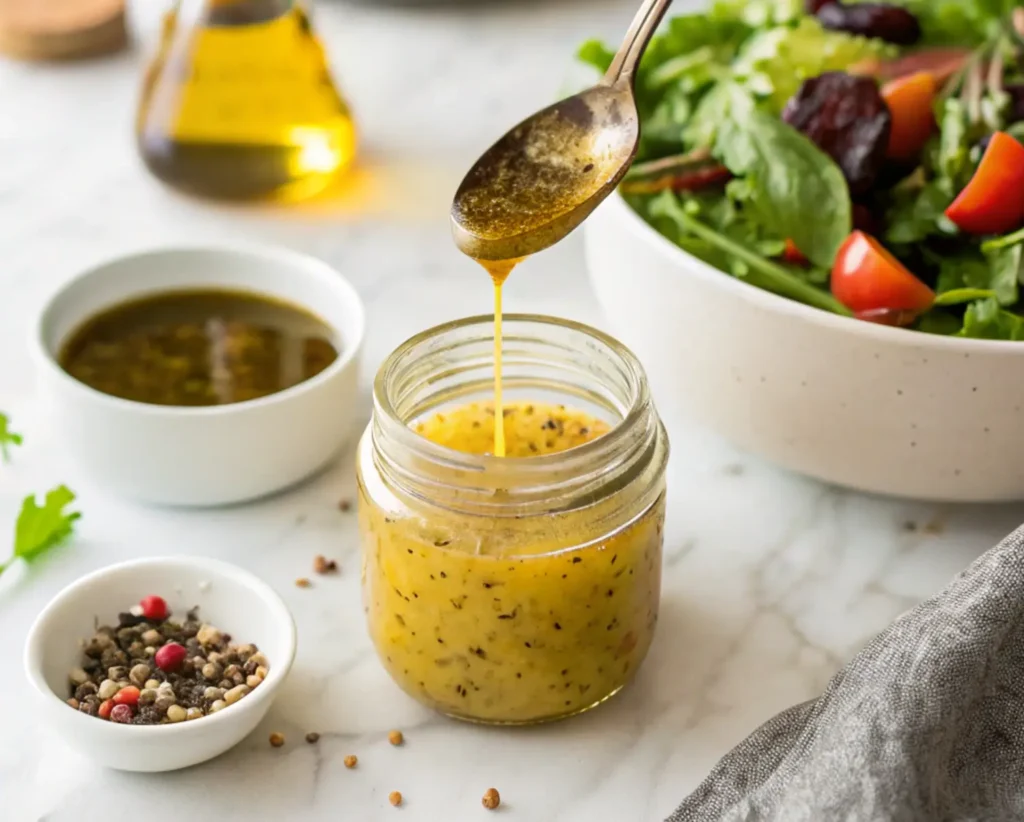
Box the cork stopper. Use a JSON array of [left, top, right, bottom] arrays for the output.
[[0, 0, 127, 61]]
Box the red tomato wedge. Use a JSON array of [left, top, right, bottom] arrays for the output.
[[782, 238, 809, 265], [831, 231, 934, 321], [881, 72, 937, 160], [945, 132, 1024, 235]]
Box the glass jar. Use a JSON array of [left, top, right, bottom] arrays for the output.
[[357, 315, 669, 725]]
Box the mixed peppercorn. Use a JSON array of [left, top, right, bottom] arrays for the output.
[[66, 595, 268, 725]]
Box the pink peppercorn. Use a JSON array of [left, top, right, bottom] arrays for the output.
[[113, 686, 140, 706], [110, 704, 134, 724], [139, 595, 168, 621], [155, 642, 187, 672]]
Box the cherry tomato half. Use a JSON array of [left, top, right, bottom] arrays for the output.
[[945, 131, 1024, 235], [831, 231, 934, 321], [782, 238, 809, 265], [881, 71, 937, 161]]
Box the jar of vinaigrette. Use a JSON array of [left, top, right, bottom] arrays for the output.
[[357, 315, 669, 724]]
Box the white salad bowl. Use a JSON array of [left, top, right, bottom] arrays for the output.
[[33, 245, 364, 507], [24, 556, 297, 772], [585, 192, 1024, 502]]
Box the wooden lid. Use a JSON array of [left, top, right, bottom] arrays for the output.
[[0, 0, 126, 61]]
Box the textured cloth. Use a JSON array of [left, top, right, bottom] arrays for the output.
[[667, 524, 1024, 822]]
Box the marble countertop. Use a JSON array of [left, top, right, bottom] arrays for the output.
[[1, 2, 1021, 820]]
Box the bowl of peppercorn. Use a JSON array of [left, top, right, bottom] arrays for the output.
[[24, 556, 296, 772]]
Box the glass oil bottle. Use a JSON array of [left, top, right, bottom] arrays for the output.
[[136, 0, 357, 202]]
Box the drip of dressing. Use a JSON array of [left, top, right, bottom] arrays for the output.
[[476, 259, 518, 457]]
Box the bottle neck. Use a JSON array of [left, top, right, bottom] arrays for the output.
[[370, 314, 664, 518]]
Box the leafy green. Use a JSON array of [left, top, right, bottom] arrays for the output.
[[961, 298, 1024, 340], [709, 85, 851, 267], [884, 176, 956, 246], [895, 0, 1013, 45], [732, 18, 892, 112], [0, 413, 22, 463], [647, 190, 849, 314], [0, 486, 81, 576]]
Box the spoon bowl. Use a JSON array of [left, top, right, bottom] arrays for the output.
[[451, 83, 639, 261], [450, 0, 672, 261]]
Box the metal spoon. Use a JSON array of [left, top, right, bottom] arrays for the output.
[[451, 0, 673, 262]]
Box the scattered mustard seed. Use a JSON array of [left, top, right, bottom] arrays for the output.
[[339, 499, 352, 512], [482, 788, 501, 810], [314, 555, 338, 574], [269, 732, 285, 747], [388, 729, 404, 746], [305, 732, 320, 744], [389, 791, 403, 807], [344, 754, 358, 768], [295, 578, 312, 588]]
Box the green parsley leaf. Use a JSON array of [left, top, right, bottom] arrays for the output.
[[0, 413, 23, 463], [0, 485, 81, 576]]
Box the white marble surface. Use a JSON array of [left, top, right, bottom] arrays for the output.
[[1, 2, 1022, 820]]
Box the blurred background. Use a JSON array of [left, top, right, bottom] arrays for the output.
[[0, 0, 651, 401]]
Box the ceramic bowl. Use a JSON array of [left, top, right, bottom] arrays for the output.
[[33, 245, 364, 507], [24, 556, 296, 772], [585, 192, 1024, 502]]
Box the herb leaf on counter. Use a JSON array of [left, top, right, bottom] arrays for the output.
[[0, 413, 23, 463], [0, 486, 81, 577]]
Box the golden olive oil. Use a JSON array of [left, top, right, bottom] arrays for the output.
[[136, 0, 357, 202]]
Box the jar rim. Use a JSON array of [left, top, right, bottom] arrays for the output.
[[371, 313, 660, 516]]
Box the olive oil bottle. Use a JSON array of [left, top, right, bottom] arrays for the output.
[[136, 0, 356, 202]]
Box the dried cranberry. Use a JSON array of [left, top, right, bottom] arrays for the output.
[[1005, 84, 1024, 124], [782, 72, 892, 196], [817, 2, 922, 46]]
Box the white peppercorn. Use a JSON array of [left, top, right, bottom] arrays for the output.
[[107, 666, 127, 681], [204, 686, 225, 701], [154, 693, 177, 711], [139, 688, 157, 706], [246, 675, 263, 688], [145, 679, 161, 690], [69, 667, 90, 686], [129, 664, 151, 686], [141, 629, 163, 646], [196, 624, 222, 646], [166, 704, 187, 723], [224, 684, 250, 705], [185, 707, 203, 721], [98, 679, 119, 700], [209, 699, 227, 713], [201, 662, 222, 681]]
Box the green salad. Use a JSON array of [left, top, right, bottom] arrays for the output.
[[579, 0, 1024, 339]]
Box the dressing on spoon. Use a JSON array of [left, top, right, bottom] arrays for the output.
[[451, 0, 672, 455]]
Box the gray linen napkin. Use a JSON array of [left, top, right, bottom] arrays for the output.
[[667, 523, 1024, 822]]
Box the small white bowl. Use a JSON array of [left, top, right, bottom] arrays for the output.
[[24, 556, 297, 773], [33, 245, 364, 507], [586, 192, 1024, 502]]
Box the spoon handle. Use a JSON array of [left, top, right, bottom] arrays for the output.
[[604, 0, 673, 86]]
